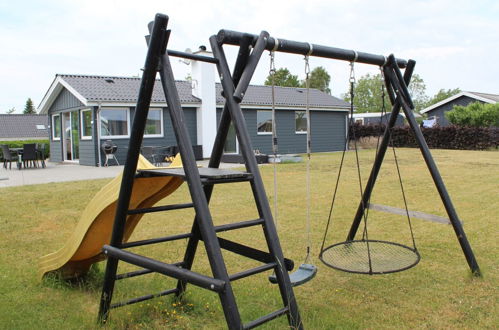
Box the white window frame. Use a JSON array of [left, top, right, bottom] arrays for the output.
[[80, 108, 93, 140], [295, 110, 307, 134], [99, 108, 130, 139], [143, 108, 164, 138], [52, 114, 61, 141], [256, 110, 273, 135]]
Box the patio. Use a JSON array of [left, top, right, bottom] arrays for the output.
[[0, 160, 241, 188]]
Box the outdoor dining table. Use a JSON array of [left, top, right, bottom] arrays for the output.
[[12, 146, 46, 169]]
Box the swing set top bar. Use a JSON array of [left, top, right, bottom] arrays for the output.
[[217, 29, 408, 68]]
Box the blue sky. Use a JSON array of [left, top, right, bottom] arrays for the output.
[[1, 0, 498, 113]]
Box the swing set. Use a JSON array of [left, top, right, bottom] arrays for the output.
[[97, 14, 480, 329]]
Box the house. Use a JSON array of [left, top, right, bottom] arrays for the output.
[[420, 91, 499, 127], [38, 50, 350, 166], [0, 114, 49, 141], [351, 112, 405, 126]]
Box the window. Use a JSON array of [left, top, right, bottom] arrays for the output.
[[100, 108, 129, 138], [81, 109, 92, 139], [52, 114, 61, 140], [295, 111, 307, 133], [257, 110, 272, 134], [144, 108, 163, 137]]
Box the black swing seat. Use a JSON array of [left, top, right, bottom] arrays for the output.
[[320, 240, 420, 275], [269, 263, 317, 287]]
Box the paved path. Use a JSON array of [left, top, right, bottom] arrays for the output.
[[0, 160, 242, 188]]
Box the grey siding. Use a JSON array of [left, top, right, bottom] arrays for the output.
[[79, 140, 96, 166], [98, 107, 198, 166], [51, 88, 84, 112], [50, 140, 63, 162], [426, 96, 482, 127], [218, 108, 347, 155]]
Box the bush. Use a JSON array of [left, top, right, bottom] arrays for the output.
[[0, 140, 50, 160], [446, 102, 499, 127], [350, 123, 499, 150]]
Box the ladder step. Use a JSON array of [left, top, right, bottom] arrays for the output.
[[229, 262, 277, 282], [137, 167, 253, 184], [121, 218, 265, 249], [127, 202, 194, 215], [103, 245, 225, 292], [116, 261, 184, 280], [243, 307, 289, 329], [110, 288, 178, 309]]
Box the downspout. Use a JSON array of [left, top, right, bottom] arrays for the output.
[[96, 103, 102, 167]]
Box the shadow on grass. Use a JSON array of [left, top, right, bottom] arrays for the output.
[[41, 263, 104, 292]]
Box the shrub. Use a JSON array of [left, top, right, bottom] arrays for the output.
[[350, 123, 499, 150], [446, 102, 499, 127]]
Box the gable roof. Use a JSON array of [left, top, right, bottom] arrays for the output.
[[39, 74, 349, 113], [0, 114, 49, 140], [420, 91, 498, 114]]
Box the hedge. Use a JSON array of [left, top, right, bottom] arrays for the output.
[[350, 123, 499, 150]]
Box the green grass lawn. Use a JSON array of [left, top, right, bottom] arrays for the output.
[[0, 148, 497, 329]]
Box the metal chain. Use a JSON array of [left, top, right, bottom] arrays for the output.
[[269, 51, 278, 230], [304, 54, 312, 263]]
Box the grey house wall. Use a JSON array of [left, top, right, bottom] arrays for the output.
[[98, 107, 198, 165], [47, 87, 198, 166], [426, 96, 482, 127], [218, 108, 347, 155], [363, 114, 404, 126], [48, 88, 84, 162]]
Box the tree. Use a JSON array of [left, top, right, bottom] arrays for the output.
[[342, 73, 428, 113], [6, 107, 16, 114], [301, 66, 331, 94], [446, 102, 499, 127], [264, 68, 300, 87], [342, 73, 390, 113], [23, 98, 36, 114], [424, 88, 461, 109]]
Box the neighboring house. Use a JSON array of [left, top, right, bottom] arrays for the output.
[[38, 50, 350, 166], [420, 91, 499, 127], [351, 112, 405, 126], [0, 114, 49, 141]]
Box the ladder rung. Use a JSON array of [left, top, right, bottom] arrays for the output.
[[116, 261, 184, 280], [229, 262, 277, 282], [243, 307, 289, 329], [214, 218, 264, 233], [127, 202, 194, 215], [103, 245, 225, 292], [121, 232, 191, 249], [110, 288, 178, 309], [121, 219, 264, 249]]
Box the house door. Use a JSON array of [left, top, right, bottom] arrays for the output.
[[62, 112, 79, 161], [224, 122, 238, 154]]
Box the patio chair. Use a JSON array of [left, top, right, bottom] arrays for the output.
[[1, 144, 19, 170], [140, 146, 157, 165], [36, 143, 46, 168], [22, 143, 38, 168], [153, 146, 176, 165]]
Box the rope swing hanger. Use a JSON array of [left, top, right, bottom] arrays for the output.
[[318, 56, 420, 275], [268, 43, 317, 287]]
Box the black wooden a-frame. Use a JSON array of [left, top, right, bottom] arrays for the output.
[[98, 12, 480, 330], [98, 14, 302, 329]]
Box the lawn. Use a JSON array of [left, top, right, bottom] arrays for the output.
[[0, 148, 497, 329]]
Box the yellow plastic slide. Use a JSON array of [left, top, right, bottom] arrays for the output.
[[39, 155, 184, 279]]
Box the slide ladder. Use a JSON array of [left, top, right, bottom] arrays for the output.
[[98, 14, 303, 329]]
